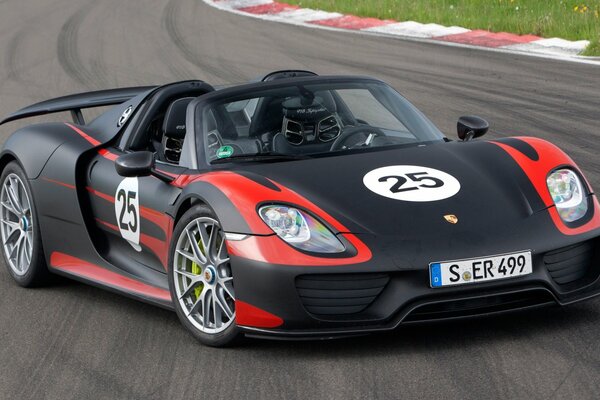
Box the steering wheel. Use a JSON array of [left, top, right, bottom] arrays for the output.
[[330, 125, 386, 151]]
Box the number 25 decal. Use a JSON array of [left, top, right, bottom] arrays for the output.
[[117, 189, 138, 231], [114, 177, 141, 251], [377, 172, 444, 193], [363, 165, 460, 202]]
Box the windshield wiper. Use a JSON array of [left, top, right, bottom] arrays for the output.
[[210, 153, 309, 164]]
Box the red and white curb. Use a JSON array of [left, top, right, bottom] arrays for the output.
[[204, 0, 599, 65]]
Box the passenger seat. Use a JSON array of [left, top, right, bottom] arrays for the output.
[[161, 97, 194, 164]]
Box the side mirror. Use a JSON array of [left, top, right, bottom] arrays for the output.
[[115, 151, 154, 177], [457, 116, 489, 141], [115, 152, 175, 183]]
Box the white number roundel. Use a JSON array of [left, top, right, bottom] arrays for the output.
[[363, 165, 461, 202], [115, 177, 141, 251]]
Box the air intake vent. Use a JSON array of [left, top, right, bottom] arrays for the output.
[[296, 273, 390, 316], [544, 240, 595, 285], [404, 290, 554, 322]]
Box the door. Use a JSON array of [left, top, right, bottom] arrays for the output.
[[86, 149, 182, 280]]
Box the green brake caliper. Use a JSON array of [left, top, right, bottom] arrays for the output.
[[191, 239, 205, 299]]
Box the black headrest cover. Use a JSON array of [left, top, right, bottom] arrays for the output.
[[163, 97, 194, 139], [282, 95, 334, 122]]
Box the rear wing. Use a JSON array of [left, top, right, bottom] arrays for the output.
[[0, 86, 156, 126]]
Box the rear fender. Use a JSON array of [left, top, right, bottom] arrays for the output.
[[0, 123, 75, 179]]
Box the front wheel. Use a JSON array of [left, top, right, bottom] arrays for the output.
[[168, 205, 241, 347]]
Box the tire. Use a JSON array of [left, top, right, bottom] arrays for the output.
[[0, 161, 49, 287], [168, 204, 242, 347]]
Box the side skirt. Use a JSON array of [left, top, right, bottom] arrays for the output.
[[49, 252, 174, 310]]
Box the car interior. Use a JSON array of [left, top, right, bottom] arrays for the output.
[[201, 88, 370, 162], [125, 80, 214, 165], [123, 75, 429, 167]]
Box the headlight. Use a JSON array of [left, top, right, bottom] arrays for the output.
[[259, 205, 345, 253], [546, 169, 588, 222]]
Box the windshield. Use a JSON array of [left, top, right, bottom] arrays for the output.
[[197, 80, 444, 163]]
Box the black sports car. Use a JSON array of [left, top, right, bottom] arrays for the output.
[[1, 70, 599, 346]]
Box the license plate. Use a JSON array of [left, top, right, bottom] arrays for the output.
[[429, 251, 532, 288]]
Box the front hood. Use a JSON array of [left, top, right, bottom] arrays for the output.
[[238, 140, 547, 239]]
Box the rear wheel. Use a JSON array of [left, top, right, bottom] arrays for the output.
[[0, 162, 49, 287], [168, 205, 241, 347]]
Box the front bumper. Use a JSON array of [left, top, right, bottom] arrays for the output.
[[231, 236, 600, 339]]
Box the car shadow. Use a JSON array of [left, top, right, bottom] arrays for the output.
[[31, 276, 600, 357], [242, 300, 600, 358]]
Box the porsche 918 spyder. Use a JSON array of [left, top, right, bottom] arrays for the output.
[[1, 70, 599, 346]]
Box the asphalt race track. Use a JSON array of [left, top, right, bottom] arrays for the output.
[[0, 1, 599, 399]]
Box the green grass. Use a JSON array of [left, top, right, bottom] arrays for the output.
[[582, 34, 600, 55], [285, 0, 600, 55]]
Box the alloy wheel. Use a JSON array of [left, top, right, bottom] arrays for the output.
[[0, 173, 34, 276], [173, 217, 235, 334]]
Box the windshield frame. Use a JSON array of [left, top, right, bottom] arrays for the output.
[[190, 75, 445, 168]]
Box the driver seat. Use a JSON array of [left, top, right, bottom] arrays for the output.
[[161, 97, 193, 164], [272, 91, 340, 154]]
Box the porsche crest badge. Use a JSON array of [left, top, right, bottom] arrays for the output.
[[444, 214, 459, 224]]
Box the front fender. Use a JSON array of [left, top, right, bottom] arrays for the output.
[[175, 170, 353, 235], [491, 136, 600, 236], [176, 178, 253, 234]]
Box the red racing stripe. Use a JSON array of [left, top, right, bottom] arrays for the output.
[[96, 218, 169, 269], [65, 123, 101, 146], [98, 148, 119, 161], [492, 137, 600, 236], [50, 252, 171, 302], [226, 233, 371, 266], [65, 123, 120, 161], [139, 206, 174, 242], [87, 186, 114, 203], [235, 300, 283, 328], [168, 172, 200, 188], [42, 177, 76, 190]]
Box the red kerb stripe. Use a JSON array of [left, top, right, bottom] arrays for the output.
[[311, 15, 393, 30], [238, 2, 299, 14], [436, 30, 541, 48]]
